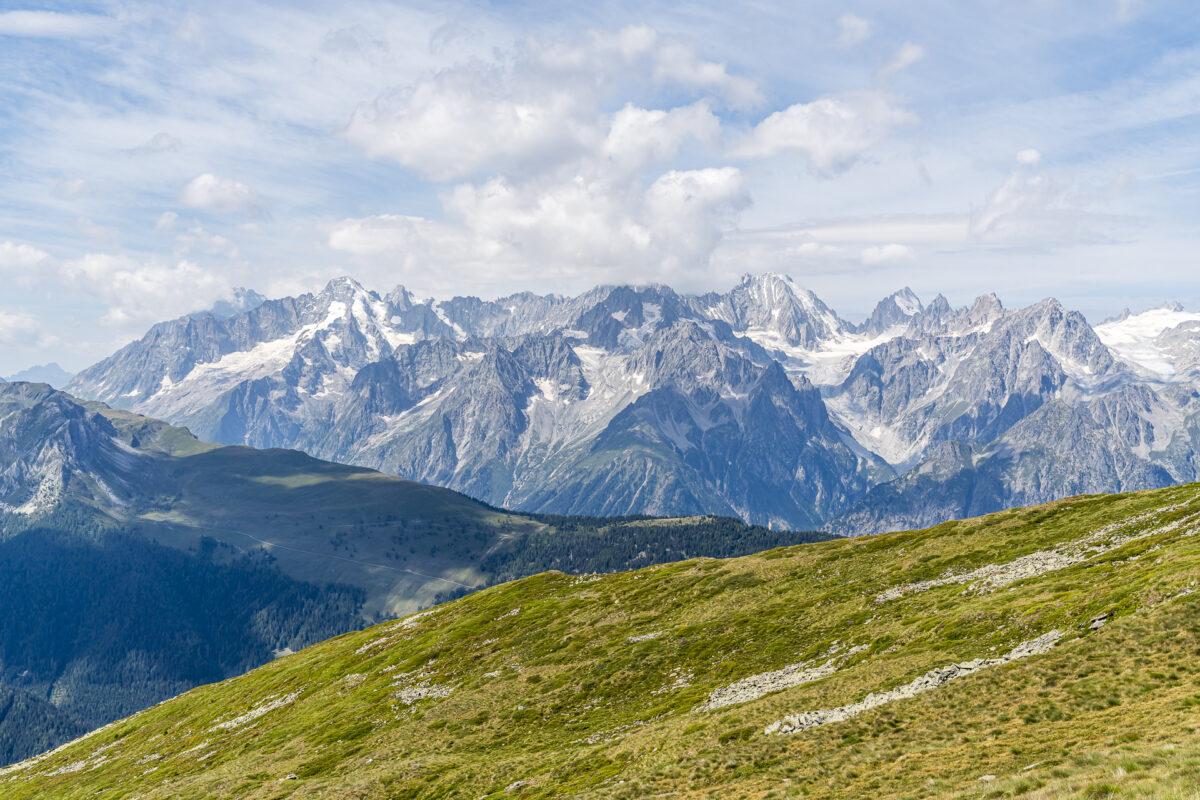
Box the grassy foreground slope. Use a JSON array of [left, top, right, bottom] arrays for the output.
[[8, 483, 1200, 798]]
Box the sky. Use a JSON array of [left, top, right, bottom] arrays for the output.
[[1, 0, 1199, 374]]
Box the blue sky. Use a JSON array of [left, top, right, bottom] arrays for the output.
[[1, 0, 1199, 373]]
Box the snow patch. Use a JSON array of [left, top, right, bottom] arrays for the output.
[[1096, 306, 1200, 378]]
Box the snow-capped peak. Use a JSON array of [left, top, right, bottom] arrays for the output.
[[892, 287, 922, 317], [321, 275, 376, 303]]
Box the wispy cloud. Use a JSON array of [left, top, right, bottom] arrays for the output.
[[837, 13, 872, 47], [0, 10, 110, 38]]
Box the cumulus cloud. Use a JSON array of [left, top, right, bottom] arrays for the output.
[[1016, 148, 1042, 165], [2, 238, 237, 333], [0, 10, 109, 38], [180, 174, 265, 216], [328, 215, 442, 257], [345, 72, 597, 182], [333, 25, 774, 290], [60, 253, 231, 326], [861, 243, 915, 265], [0, 241, 52, 274], [344, 25, 760, 182], [602, 102, 720, 171], [729, 91, 916, 175], [331, 166, 749, 288], [539, 26, 762, 109], [837, 14, 872, 47]]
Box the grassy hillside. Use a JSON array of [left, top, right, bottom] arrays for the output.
[[8, 482, 1200, 798], [0, 383, 831, 766]]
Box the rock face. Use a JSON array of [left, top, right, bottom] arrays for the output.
[[765, 631, 1064, 735], [66, 275, 1200, 533], [0, 382, 165, 515]]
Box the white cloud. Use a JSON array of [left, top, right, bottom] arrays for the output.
[[155, 211, 179, 233], [333, 25, 764, 291], [878, 42, 925, 79], [345, 71, 597, 182], [60, 253, 230, 326], [967, 166, 1124, 247], [328, 214, 440, 257], [446, 165, 748, 274], [539, 26, 763, 109], [730, 92, 917, 175], [174, 222, 240, 259], [1016, 148, 1042, 166], [0, 310, 41, 347], [837, 14, 873, 47], [0, 11, 109, 38], [602, 102, 720, 171], [641, 36, 762, 110], [970, 171, 1064, 239], [331, 166, 749, 290], [0, 241, 52, 274], [180, 174, 265, 216], [861, 243, 915, 265], [344, 25, 761, 182]]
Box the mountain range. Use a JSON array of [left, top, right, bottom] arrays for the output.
[[67, 274, 1200, 532]]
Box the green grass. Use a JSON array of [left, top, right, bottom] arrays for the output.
[[8, 482, 1200, 798]]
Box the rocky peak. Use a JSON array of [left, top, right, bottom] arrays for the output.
[[861, 287, 923, 335], [998, 298, 1116, 380], [320, 276, 376, 304], [701, 272, 848, 348], [385, 285, 417, 313]]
